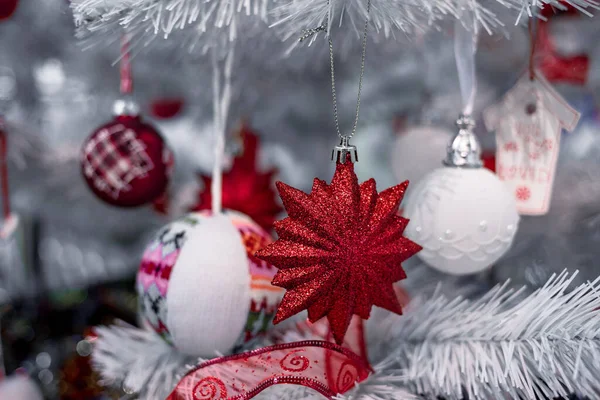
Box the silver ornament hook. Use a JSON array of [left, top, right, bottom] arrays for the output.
[[443, 114, 483, 168], [332, 136, 358, 163]]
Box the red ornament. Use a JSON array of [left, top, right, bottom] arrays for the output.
[[150, 97, 184, 119], [537, 4, 589, 85], [81, 114, 173, 207], [0, 0, 19, 21], [255, 159, 422, 344], [482, 150, 496, 173], [152, 190, 170, 215], [192, 126, 282, 231]]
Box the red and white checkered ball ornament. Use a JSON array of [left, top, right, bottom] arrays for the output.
[[81, 103, 173, 207]]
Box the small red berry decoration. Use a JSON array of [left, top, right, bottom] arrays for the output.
[[192, 125, 282, 231], [256, 158, 422, 343], [81, 108, 173, 208], [0, 0, 19, 21], [150, 97, 184, 119]]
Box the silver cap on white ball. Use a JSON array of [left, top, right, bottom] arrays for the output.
[[443, 114, 483, 168]]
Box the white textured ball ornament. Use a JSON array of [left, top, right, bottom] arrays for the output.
[[0, 376, 44, 400], [391, 126, 453, 186], [403, 167, 520, 275], [136, 210, 284, 357]]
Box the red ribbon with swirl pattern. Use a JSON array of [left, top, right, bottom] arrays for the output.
[[167, 340, 372, 400], [167, 288, 410, 399]]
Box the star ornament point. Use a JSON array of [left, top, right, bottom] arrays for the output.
[[255, 160, 422, 343]]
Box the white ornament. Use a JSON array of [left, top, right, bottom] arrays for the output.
[[136, 210, 283, 357], [391, 126, 453, 187], [403, 167, 520, 275], [0, 376, 44, 400]]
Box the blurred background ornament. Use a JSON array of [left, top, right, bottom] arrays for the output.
[[0, 374, 43, 400], [0, 0, 18, 21], [58, 338, 105, 400], [136, 210, 283, 356], [150, 97, 185, 120], [538, 3, 591, 85], [191, 125, 282, 231]]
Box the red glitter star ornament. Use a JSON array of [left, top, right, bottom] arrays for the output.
[[192, 125, 283, 231], [256, 159, 422, 343]]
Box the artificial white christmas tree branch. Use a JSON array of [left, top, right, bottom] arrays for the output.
[[71, 0, 273, 53], [71, 0, 597, 53], [92, 322, 195, 399], [375, 269, 600, 399], [91, 270, 600, 400]]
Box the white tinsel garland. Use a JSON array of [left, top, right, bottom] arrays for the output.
[[91, 270, 600, 399]]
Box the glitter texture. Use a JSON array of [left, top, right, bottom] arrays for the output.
[[255, 159, 422, 343]]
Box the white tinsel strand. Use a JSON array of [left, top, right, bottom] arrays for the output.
[[379, 270, 600, 399]]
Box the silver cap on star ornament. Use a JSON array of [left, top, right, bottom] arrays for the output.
[[332, 136, 358, 163]]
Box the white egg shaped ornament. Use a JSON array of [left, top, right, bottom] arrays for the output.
[[136, 210, 284, 357], [403, 167, 520, 275]]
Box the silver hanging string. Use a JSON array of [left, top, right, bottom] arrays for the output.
[[300, 0, 372, 141], [444, 12, 483, 168]]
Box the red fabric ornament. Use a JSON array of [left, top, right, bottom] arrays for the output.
[[255, 159, 422, 344], [0, 0, 18, 21], [81, 114, 173, 207], [192, 126, 282, 231], [150, 97, 184, 119]]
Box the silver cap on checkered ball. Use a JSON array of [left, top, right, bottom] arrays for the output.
[[112, 97, 140, 117]]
